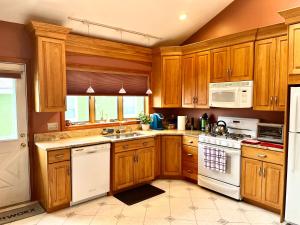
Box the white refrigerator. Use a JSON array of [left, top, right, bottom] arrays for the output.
[[286, 87, 300, 224]]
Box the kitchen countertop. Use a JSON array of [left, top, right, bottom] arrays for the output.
[[35, 129, 203, 151]]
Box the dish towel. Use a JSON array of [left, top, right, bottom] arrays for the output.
[[203, 145, 227, 173]]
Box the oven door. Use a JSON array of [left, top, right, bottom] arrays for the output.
[[209, 88, 239, 108], [198, 143, 241, 186]]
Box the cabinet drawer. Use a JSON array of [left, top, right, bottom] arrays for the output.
[[182, 136, 198, 147], [114, 138, 155, 153], [182, 145, 198, 164], [182, 161, 198, 180], [48, 149, 70, 164], [242, 146, 284, 165]]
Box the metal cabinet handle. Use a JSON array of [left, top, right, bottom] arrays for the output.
[[142, 142, 148, 146], [188, 140, 193, 144], [259, 167, 262, 176], [187, 153, 193, 157], [20, 143, 27, 148], [263, 168, 266, 177], [257, 154, 267, 158], [270, 96, 273, 105], [275, 96, 278, 105], [187, 169, 192, 173], [75, 148, 84, 151], [55, 154, 64, 158], [123, 145, 129, 149]]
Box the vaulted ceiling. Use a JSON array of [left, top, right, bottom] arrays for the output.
[[0, 0, 233, 46]]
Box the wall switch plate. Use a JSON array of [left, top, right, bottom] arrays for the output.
[[48, 122, 59, 131]]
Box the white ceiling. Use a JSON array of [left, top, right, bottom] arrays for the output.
[[0, 0, 233, 47]]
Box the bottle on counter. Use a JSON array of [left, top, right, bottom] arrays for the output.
[[200, 113, 208, 132]]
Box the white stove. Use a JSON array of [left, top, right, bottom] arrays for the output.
[[198, 117, 259, 200]]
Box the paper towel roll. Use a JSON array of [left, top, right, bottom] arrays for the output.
[[177, 116, 186, 131]]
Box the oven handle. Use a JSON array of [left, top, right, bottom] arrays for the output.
[[198, 143, 241, 156]]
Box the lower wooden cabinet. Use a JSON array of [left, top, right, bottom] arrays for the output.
[[241, 146, 284, 211], [112, 138, 155, 192], [34, 148, 71, 212], [161, 135, 182, 176], [48, 161, 71, 209]]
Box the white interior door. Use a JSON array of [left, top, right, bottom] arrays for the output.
[[0, 62, 30, 208]]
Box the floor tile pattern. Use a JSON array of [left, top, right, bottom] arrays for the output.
[[7, 179, 281, 225]]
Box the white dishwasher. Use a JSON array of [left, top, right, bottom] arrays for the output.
[[71, 143, 110, 205]]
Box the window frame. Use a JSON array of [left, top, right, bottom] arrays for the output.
[[61, 95, 149, 131]]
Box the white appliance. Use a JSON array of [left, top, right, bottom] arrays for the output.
[[198, 117, 259, 200], [71, 143, 110, 205], [209, 81, 253, 108], [285, 87, 300, 225]]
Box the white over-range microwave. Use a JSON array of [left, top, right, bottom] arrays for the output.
[[209, 81, 253, 108]]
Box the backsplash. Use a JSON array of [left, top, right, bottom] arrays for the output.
[[34, 124, 141, 142], [154, 108, 285, 130]]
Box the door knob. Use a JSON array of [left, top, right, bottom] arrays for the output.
[[20, 143, 27, 148], [20, 133, 26, 138]]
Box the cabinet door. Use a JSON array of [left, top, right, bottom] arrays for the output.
[[274, 36, 288, 111], [288, 23, 300, 81], [36, 37, 66, 112], [114, 151, 135, 191], [241, 158, 262, 202], [154, 136, 161, 177], [162, 56, 182, 107], [253, 38, 276, 111], [230, 42, 254, 81], [182, 54, 196, 108], [261, 162, 283, 210], [48, 161, 71, 209], [161, 136, 182, 176], [211, 47, 230, 83], [195, 51, 210, 108], [135, 147, 155, 183]]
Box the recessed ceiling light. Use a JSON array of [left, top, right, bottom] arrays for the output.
[[179, 13, 187, 21]]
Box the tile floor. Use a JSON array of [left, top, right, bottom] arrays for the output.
[[7, 179, 281, 225]]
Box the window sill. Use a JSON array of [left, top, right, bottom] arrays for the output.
[[62, 120, 140, 131]]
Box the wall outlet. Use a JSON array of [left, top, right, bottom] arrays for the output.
[[47, 122, 59, 131]]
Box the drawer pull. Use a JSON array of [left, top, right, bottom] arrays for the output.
[[188, 140, 193, 144], [187, 153, 193, 157], [257, 154, 267, 158], [142, 142, 148, 146], [75, 148, 84, 152], [259, 167, 262, 176], [263, 168, 266, 177], [187, 169, 192, 173], [55, 154, 64, 159], [123, 145, 129, 149]]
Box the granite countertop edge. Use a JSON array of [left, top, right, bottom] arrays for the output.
[[35, 130, 202, 151]]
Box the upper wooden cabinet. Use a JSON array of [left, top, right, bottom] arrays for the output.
[[279, 7, 300, 83], [29, 21, 71, 112], [152, 48, 182, 108], [210, 42, 254, 83], [182, 51, 210, 108], [253, 36, 288, 111]]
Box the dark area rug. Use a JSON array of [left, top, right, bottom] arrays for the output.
[[0, 202, 45, 225], [114, 184, 165, 205]]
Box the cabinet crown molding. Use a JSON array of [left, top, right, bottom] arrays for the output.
[[29, 20, 71, 40], [279, 7, 300, 25]]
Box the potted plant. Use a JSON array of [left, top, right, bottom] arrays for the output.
[[138, 112, 151, 131]]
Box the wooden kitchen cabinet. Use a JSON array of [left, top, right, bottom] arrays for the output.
[[114, 151, 135, 191], [182, 51, 210, 108], [253, 36, 288, 111], [161, 135, 182, 176], [241, 158, 262, 202], [29, 21, 71, 112], [112, 138, 155, 192], [288, 23, 300, 82], [261, 162, 284, 209], [154, 136, 161, 178], [210, 42, 253, 83], [152, 48, 182, 108], [211, 47, 230, 82], [241, 146, 284, 212], [48, 161, 71, 209], [182, 136, 198, 181], [34, 148, 71, 212]]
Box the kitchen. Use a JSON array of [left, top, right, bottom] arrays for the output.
[[0, 0, 300, 225]]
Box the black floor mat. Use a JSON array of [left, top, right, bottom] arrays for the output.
[[114, 184, 165, 205]]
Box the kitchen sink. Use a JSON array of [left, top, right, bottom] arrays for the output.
[[105, 132, 145, 140]]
